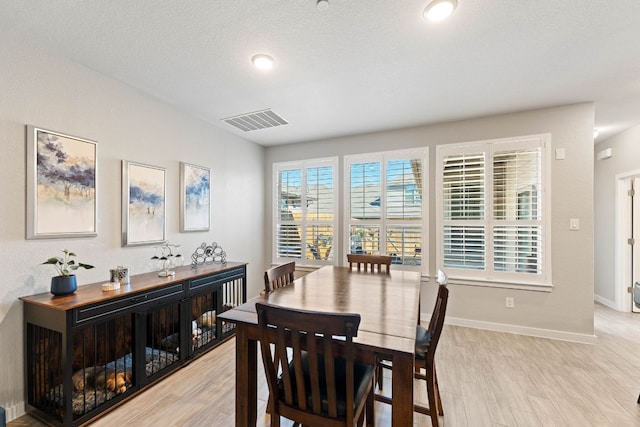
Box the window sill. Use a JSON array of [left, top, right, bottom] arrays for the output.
[[443, 276, 553, 292]]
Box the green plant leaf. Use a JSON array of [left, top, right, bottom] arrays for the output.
[[42, 250, 92, 276]]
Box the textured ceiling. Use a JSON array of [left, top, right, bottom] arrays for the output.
[[2, 0, 640, 146]]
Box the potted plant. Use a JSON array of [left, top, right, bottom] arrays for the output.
[[42, 249, 94, 296]]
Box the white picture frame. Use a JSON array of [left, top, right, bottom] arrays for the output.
[[26, 125, 97, 239], [180, 162, 211, 232], [122, 160, 166, 246]]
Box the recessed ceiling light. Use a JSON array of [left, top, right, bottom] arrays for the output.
[[423, 0, 458, 22], [251, 54, 275, 70], [317, 0, 329, 10]]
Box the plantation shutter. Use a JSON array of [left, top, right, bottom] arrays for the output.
[[441, 152, 486, 270], [348, 161, 382, 254], [386, 158, 424, 263], [437, 135, 549, 286], [492, 146, 542, 274], [350, 162, 381, 221], [305, 165, 335, 261], [276, 168, 302, 259], [274, 158, 337, 264], [345, 148, 427, 272]]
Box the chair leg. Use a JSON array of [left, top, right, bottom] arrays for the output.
[[426, 368, 439, 427], [266, 393, 280, 427], [376, 363, 384, 390], [434, 366, 444, 416], [270, 412, 281, 427], [366, 384, 375, 427], [377, 360, 442, 424]]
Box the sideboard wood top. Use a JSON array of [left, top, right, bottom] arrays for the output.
[[20, 261, 247, 310]]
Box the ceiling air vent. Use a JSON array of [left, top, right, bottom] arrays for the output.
[[221, 109, 289, 132]]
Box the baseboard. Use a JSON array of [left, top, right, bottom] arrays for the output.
[[2, 402, 25, 423], [594, 294, 618, 310], [422, 313, 598, 344]]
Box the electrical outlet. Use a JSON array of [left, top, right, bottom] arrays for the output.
[[505, 297, 515, 308]]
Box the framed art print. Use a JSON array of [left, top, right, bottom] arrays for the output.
[[180, 162, 211, 232], [122, 160, 166, 246], [26, 125, 97, 239]]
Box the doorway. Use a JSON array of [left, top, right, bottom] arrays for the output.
[[617, 174, 640, 312]]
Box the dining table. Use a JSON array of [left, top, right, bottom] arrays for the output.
[[218, 265, 422, 426]]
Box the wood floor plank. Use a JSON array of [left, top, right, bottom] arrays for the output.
[[460, 381, 494, 427], [549, 397, 597, 427], [526, 395, 565, 427], [439, 391, 469, 427], [509, 407, 542, 427], [483, 393, 518, 426]]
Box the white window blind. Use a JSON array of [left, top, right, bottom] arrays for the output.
[[274, 158, 337, 264], [443, 225, 485, 270], [350, 162, 381, 220], [345, 148, 428, 272], [492, 147, 542, 274], [437, 135, 549, 286], [442, 153, 485, 221]]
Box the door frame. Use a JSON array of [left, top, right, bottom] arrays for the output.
[[615, 170, 640, 312]]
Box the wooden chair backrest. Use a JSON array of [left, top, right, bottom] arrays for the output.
[[347, 253, 392, 273], [426, 283, 449, 365], [256, 302, 362, 425], [263, 261, 295, 294]]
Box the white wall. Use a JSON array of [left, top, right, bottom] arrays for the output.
[[0, 37, 265, 419], [594, 124, 640, 307], [266, 103, 595, 341]]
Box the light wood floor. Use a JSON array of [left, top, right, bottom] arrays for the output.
[[10, 303, 640, 426]]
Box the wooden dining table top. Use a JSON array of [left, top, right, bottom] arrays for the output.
[[220, 265, 421, 357]]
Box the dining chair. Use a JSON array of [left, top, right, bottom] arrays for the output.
[[376, 270, 449, 427], [255, 302, 375, 427], [262, 261, 297, 417], [347, 253, 392, 273], [263, 261, 296, 294]]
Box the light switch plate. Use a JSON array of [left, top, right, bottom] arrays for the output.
[[570, 218, 580, 230], [555, 148, 566, 160]]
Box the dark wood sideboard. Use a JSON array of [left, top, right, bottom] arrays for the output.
[[20, 262, 247, 427]]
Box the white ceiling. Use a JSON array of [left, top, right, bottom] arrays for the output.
[[2, 0, 640, 146]]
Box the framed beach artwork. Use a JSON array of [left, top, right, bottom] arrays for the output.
[[122, 161, 166, 246], [180, 162, 211, 232], [26, 126, 97, 239]]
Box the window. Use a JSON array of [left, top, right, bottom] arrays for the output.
[[273, 158, 337, 265], [345, 148, 428, 272], [436, 135, 550, 286]]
